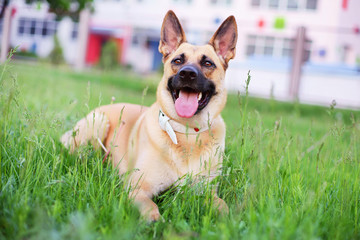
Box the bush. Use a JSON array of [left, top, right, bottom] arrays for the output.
[[49, 35, 65, 65], [14, 49, 38, 59], [99, 40, 118, 70]]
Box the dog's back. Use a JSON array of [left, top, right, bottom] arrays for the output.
[[61, 103, 148, 172]]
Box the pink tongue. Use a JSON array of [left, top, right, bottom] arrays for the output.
[[175, 91, 199, 118]]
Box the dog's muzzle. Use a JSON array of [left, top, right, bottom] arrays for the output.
[[167, 64, 216, 118]]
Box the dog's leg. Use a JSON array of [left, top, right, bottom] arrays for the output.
[[126, 156, 173, 222], [130, 188, 160, 222], [128, 174, 161, 221], [61, 111, 109, 152], [212, 189, 229, 215], [198, 149, 229, 215]]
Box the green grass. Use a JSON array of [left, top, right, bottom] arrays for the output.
[[1, 60, 359, 239]]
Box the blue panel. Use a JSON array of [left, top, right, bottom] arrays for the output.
[[149, 39, 163, 71]]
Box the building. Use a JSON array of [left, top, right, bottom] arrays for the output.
[[2, 0, 359, 69]]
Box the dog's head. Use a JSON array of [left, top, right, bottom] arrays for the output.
[[157, 10, 237, 127]]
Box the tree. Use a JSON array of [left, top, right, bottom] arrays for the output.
[[49, 35, 65, 65], [99, 40, 119, 70], [0, 0, 93, 21]]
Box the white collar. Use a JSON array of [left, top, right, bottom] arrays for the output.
[[158, 109, 209, 145]]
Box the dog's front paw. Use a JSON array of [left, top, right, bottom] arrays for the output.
[[141, 207, 161, 222], [214, 197, 229, 215], [148, 208, 161, 222], [60, 130, 74, 149]]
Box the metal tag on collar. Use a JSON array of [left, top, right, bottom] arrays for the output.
[[158, 109, 178, 145]]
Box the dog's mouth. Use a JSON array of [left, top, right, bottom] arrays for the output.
[[168, 85, 214, 118], [167, 65, 216, 118]]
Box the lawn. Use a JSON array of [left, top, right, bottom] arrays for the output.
[[1, 60, 359, 239]]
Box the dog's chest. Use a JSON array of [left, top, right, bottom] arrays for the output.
[[166, 134, 221, 177]]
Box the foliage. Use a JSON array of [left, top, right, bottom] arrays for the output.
[[24, 0, 93, 21], [0, 62, 360, 239], [48, 35, 65, 65], [14, 49, 38, 59], [98, 40, 119, 70]]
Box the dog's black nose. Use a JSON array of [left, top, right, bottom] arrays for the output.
[[178, 65, 198, 81]]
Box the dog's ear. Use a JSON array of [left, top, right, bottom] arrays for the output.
[[209, 16, 238, 65], [159, 10, 186, 59]]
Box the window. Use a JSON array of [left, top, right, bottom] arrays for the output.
[[245, 34, 307, 59], [42, 22, 48, 36], [287, 0, 298, 10], [306, 0, 317, 9], [18, 18, 25, 35], [30, 20, 36, 35], [0, 19, 3, 34], [269, 0, 279, 8], [173, 0, 192, 4], [304, 39, 312, 61], [132, 35, 139, 45], [339, 44, 350, 63], [264, 37, 274, 56], [71, 23, 78, 39], [251, 0, 261, 7], [211, 0, 232, 5], [250, 0, 317, 11], [282, 38, 294, 57], [45, 21, 56, 36], [246, 35, 256, 56], [17, 17, 57, 37]]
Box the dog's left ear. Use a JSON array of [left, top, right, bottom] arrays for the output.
[[209, 16, 238, 65], [159, 10, 187, 59]]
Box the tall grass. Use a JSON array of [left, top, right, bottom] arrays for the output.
[[0, 60, 359, 239]]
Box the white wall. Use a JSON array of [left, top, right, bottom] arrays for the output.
[[57, 17, 78, 64], [9, 0, 77, 63], [10, 1, 54, 57], [8, 0, 360, 66], [227, 64, 360, 109], [338, 0, 360, 66]]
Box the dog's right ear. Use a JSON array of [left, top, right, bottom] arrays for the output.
[[209, 16, 238, 66], [159, 10, 186, 59]]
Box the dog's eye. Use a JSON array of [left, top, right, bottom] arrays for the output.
[[203, 60, 214, 67], [173, 58, 183, 65]]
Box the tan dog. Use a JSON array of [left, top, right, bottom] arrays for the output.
[[61, 10, 237, 221]]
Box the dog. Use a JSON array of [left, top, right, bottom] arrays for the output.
[[61, 10, 237, 221]]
